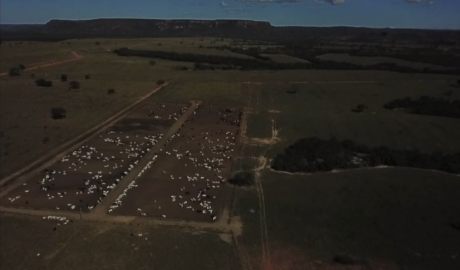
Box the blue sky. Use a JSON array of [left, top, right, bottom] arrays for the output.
[[1, 0, 459, 29]]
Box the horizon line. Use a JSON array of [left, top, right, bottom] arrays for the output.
[[0, 17, 459, 31]]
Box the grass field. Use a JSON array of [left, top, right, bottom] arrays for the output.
[[260, 54, 310, 64], [244, 81, 460, 157], [251, 168, 460, 270], [2, 37, 460, 270], [0, 214, 240, 270], [317, 53, 455, 70]]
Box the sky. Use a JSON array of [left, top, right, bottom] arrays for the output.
[[0, 0, 459, 29]]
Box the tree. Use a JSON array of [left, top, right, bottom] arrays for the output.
[[69, 81, 80, 90], [228, 171, 255, 186], [107, 88, 115, 94], [9, 67, 21, 76], [149, 60, 156, 66], [157, 79, 165, 85], [60, 74, 68, 82], [51, 108, 66, 119], [35, 79, 53, 87], [19, 64, 26, 71], [84, 74, 91, 80]]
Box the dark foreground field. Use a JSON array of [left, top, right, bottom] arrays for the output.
[[235, 167, 460, 270], [0, 214, 240, 270]]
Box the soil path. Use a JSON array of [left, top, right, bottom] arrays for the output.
[[0, 51, 83, 76]]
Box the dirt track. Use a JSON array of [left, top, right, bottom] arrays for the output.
[[0, 83, 169, 192], [0, 51, 83, 77]]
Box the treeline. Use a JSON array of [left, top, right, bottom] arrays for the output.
[[114, 47, 312, 70], [210, 46, 272, 61], [218, 45, 460, 74], [384, 96, 460, 119], [271, 137, 460, 174], [114, 48, 460, 74]]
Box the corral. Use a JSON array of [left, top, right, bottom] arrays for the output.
[[110, 104, 242, 222], [0, 101, 189, 213]]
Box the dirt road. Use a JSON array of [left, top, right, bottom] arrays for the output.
[[0, 51, 83, 77]]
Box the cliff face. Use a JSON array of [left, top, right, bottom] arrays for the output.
[[2, 19, 459, 43], [42, 19, 274, 38]]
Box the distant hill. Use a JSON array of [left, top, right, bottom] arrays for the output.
[[1, 19, 459, 44]]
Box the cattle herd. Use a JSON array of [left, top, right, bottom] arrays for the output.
[[1, 100, 242, 223]]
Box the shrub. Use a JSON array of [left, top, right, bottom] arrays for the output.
[[157, 79, 166, 85], [51, 108, 66, 119], [85, 74, 91, 80], [107, 88, 115, 94], [228, 171, 255, 186], [333, 255, 357, 265], [9, 67, 21, 76], [60, 74, 68, 82], [69, 81, 80, 90], [352, 104, 368, 113], [36, 79, 53, 87]]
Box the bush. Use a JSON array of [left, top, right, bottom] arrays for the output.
[[35, 79, 53, 87], [69, 81, 80, 90], [333, 255, 357, 265], [271, 137, 460, 174], [228, 171, 255, 186], [85, 74, 91, 80], [352, 104, 368, 113], [157, 79, 165, 85], [51, 108, 66, 119], [384, 96, 460, 119], [60, 74, 68, 82], [9, 67, 21, 76], [107, 88, 115, 94]]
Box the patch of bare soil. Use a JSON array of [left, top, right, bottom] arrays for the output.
[[245, 137, 280, 146], [229, 215, 243, 237], [219, 233, 233, 244]]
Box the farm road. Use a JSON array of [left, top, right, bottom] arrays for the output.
[[0, 51, 83, 76]]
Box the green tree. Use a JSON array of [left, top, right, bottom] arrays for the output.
[[60, 74, 68, 82]]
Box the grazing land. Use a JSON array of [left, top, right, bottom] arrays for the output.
[[317, 53, 456, 71], [1, 32, 460, 270]]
